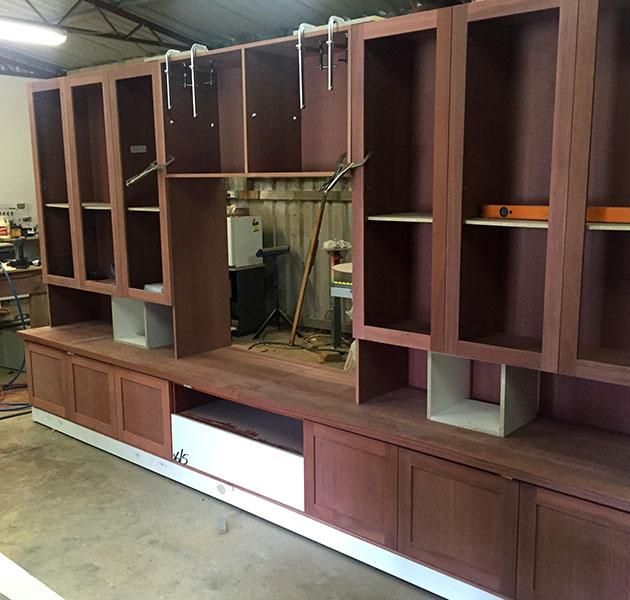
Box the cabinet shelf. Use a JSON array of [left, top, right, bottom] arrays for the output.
[[82, 203, 111, 210], [368, 212, 433, 224], [45, 203, 70, 209], [127, 206, 159, 213], [464, 218, 630, 231]]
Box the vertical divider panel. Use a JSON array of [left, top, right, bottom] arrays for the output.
[[241, 48, 249, 174]]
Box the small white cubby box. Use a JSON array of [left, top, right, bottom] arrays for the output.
[[112, 297, 173, 349], [427, 352, 539, 437]]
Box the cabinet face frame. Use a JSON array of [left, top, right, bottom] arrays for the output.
[[114, 367, 172, 459], [67, 354, 118, 437], [351, 9, 452, 352], [558, 0, 630, 386], [303, 421, 398, 548], [25, 342, 69, 418], [28, 78, 81, 289], [398, 448, 519, 596], [65, 70, 125, 298], [517, 484, 630, 600], [107, 62, 172, 306], [444, 0, 579, 371]]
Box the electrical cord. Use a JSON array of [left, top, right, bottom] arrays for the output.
[[0, 262, 30, 420]]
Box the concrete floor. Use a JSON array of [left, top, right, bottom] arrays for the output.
[[1, 412, 443, 600]]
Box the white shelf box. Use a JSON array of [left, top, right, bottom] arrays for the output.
[[427, 352, 539, 437], [112, 296, 173, 349]]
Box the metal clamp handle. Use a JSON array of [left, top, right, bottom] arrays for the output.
[[125, 156, 175, 188], [190, 43, 209, 117], [297, 23, 315, 110], [164, 49, 181, 110], [327, 16, 348, 92]]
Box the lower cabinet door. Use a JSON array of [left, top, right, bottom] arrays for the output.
[[304, 421, 398, 548], [68, 355, 117, 437], [25, 342, 69, 418], [517, 485, 630, 600], [115, 368, 171, 459], [398, 449, 518, 596]]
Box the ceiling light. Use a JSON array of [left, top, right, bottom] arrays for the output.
[[0, 19, 67, 46]]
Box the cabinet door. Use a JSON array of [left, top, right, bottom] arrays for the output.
[[68, 355, 117, 437], [303, 422, 398, 548], [517, 485, 630, 600], [398, 449, 518, 596], [25, 343, 69, 418], [115, 368, 171, 459]]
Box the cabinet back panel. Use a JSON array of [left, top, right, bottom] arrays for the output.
[[82, 209, 115, 283], [43, 207, 74, 278], [125, 212, 163, 290], [33, 89, 68, 206], [217, 61, 245, 173], [116, 76, 158, 207], [162, 58, 221, 173], [363, 30, 436, 217], [72, 83, 110, 204], [301, 32, 348, 172], [364, 223, 431, 332], [48, 285, 112, 327], [586, 0, 630, 207], [245, 47, 301, 172], [459, 226, 546, 348], [463, 10, 559, 217]]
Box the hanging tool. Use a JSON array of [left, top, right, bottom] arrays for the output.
[[289, 151, 370, 346], [189, 43, 209, 117], [125, 157, 175, 187], [297, 23, 316, 110], [326, 16, 349, 91], [164, 49, 181, 110]]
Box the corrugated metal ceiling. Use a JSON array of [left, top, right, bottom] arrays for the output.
[[0, 0, 459, 73]]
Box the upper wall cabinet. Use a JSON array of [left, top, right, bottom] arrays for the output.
[[65, 71, 123, 297], [244, 31, 350, 176], [351, 10, 452, 352], [162, 48, 245, 176], [29, 79, 79, 286], [444, 0, 578, 371], [108, 62, 172, 306], [560, 0, 630, 386]]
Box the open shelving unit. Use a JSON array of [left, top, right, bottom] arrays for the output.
[[445, 2, 568, 369], [356, 11, 449, 349]]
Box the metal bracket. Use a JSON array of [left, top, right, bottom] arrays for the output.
[[125, 157, 175, 188]]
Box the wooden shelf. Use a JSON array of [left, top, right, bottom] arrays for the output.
[[585, 222, 630, 231], [127, 206, 159, 213], [463, 217, 549, 229], [367, 212, 433, 224], [82, 203, 111, 210], [45, 203, 69, 209]]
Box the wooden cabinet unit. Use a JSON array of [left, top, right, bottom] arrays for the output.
[[560, 0, 630, 386], [115, 368, 172, 459], [68, 355, 117, 437], [399, 449, 519, 596], [352, 10, 451, 352], [25, 343, 68, 418], [517, 485, 630, 600], [66, 71, 123, 297], [29, 79, 78, 285], [444, 0, 578, 372], [304, 422, 398, 548]]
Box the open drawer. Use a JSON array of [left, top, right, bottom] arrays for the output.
[[171, 385, 304, 510]]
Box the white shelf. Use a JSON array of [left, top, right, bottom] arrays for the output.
[[45, 203, 69, 209], [463, 218, 548, 229], [430, 398, 502, 437], [82, 203, 111, 210], [368, 212, 432, 223], [586, 222, 630, 231], [128, 206, 160, 213]]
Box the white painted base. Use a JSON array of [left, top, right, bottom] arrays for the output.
[[32, 408, 500, 600]]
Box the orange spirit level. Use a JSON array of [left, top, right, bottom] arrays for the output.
[[481, 205, 630, 223]]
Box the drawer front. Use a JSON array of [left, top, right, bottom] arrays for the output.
[[171, 414, 304, 510], [115, 368, 171, 459], [304, 422, 398, 548], [517, 485, 630, 600], [398, 448, 518, 596], [25, 343, 68, 418]]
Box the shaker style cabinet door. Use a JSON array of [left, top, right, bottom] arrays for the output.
[[304, 422, 398, 548], [25, 343, 69, 418]]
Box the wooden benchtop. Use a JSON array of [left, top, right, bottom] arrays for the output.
[[21, 323, 630, 513]]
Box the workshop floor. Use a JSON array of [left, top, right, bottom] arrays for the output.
[[1, 409, 443, 600]]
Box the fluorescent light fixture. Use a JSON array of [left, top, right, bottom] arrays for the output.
[[0, 19, 67, 46]]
